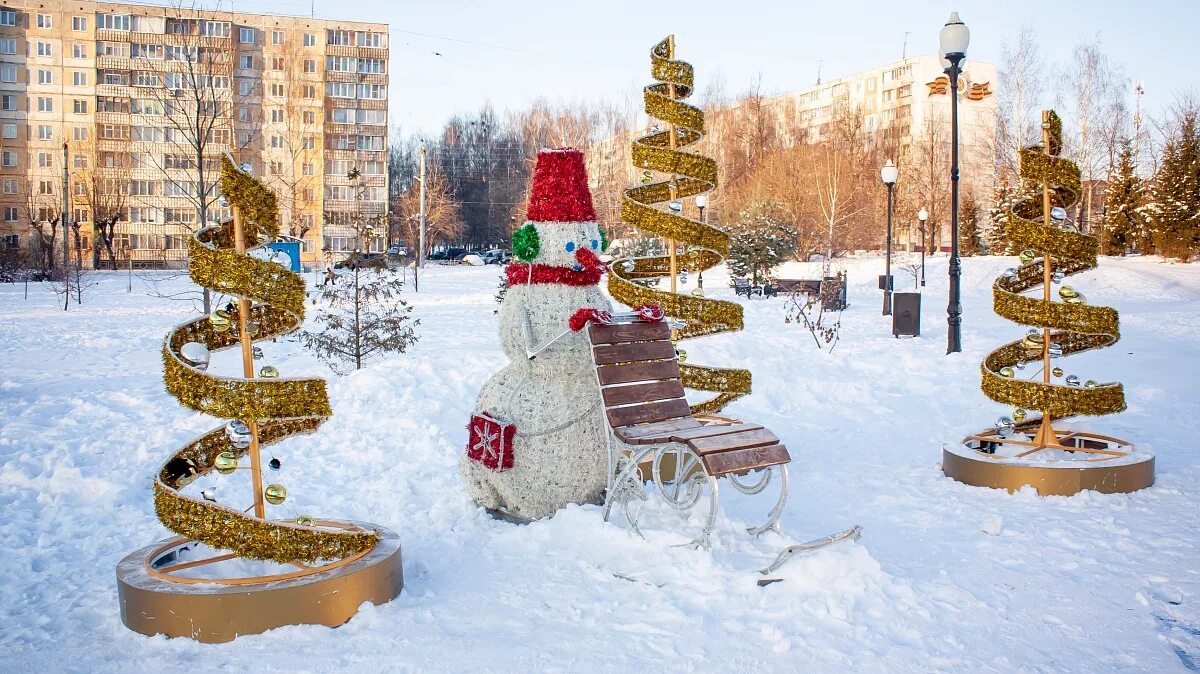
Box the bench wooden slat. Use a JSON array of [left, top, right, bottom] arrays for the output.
[[602, 380, 685, 406], [588, 321, 671, 344], [615, 418, 703, 444], [702, 443, 791, 476], [668, 423, 764, 443], [607, 398, 692, 428], [597, 360, 681, 385], [688, 427, 779, 454], [593, 340, 676, 366]]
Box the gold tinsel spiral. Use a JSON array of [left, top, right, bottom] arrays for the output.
[[154, 156, 379, 564], [609, 36, 749, 415], [981, 110, 1125, 421]]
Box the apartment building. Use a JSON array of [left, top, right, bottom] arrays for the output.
[[0, 0, 388, 269]]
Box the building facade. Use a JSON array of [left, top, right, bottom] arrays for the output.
[[0, 0, 388, 269]]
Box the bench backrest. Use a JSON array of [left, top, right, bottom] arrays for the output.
[[588, 321, 693, 429], [732, 278, 750, 288]]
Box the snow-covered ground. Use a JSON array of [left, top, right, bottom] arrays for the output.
[[2, 254, 1199, 673]]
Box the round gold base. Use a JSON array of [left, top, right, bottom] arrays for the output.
[[942, 439, 1154, 496], [116, 523, 402, 643]]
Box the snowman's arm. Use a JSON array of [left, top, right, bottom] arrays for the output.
[[521, 308, 572, 360]]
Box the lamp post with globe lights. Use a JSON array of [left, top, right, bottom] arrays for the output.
[[880, 159, 898, 315], [940, 11, 969, 353], [695, 194, 707, 289], [918, 206, 928, 287]]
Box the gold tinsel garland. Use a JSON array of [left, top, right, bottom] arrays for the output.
[[980, 110, 1125, 421], [609, 36, 749, 415], [153, 157, 378, 564]]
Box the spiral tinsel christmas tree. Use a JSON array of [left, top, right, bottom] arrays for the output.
[[946, 110, 1153, 496], [155, 156, 378, 564], [608, 36, 749, 414]]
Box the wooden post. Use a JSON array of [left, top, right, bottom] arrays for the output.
[[232, 206, 266, 518], [666, 35, 678, 297]]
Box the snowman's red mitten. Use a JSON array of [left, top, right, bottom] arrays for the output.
[[569, 307, 612, 332]]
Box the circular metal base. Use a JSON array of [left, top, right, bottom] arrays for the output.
[[116, 522, 402, 643], [943, 436, 1155, 496]]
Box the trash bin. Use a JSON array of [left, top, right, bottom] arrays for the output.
[[821, 275, 847, 311], [892, 292, 920, 337], [877, 274, 894, 290]]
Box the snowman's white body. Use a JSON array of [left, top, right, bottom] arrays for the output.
[[459, 220, 613, 519]]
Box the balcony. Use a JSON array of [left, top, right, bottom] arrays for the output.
[[96, 111, 130, 125], [96, 84, 130, 98], [96, 29, 132, 43], [96, 56, 132, 70]]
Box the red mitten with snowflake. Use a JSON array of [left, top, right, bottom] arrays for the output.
[[569, 307, 612, 332], [634, 304, 664, 322]]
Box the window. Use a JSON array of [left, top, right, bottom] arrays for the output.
[[0, 124, 12, 139], [238, 79, 253, 96], [302, 110, 315, 124], [239, 27, 255, 44], [73, 72, 87, 86], [358, 58, 385, 74], [164, 181, 193, 197], [302, 137, 315, 150], [357, 32, 383, 48], [303, 33, 316, 47], [98, 42, 127, 58], [199, 20, 229, 37], [0, 10, 16, 27], [304, 59, 316, 73], [99, 125, 128, 140], [132, 72, 157, 87], [73, 100, 88, 114], [270, 56, 284, 71], [130, 180, 157, 196], [268, 109, 283, 123], [358, 84, 386, 100], [38, 97, 53, 112], [303, 84, 316, 99], [38, 180, 54, 195], [130, 99, 163, 115], [129, 208, 160, 224], [3, 179, 17, 193], [0, 65, 15, 83], [898, 84, 912, 98], [269, 135, 283, 148], [1, 95, 16, 111], [74, 154, 88, 169], [74, 127, 88, 141], [327, 56, 354, 72], [74, 208, 89, 223], [326, 82, 356, 99], [272, 30, 285, 45], [37, 125, 52, 140], [97, 13, 131, 31], [38, 70, 52, 85], [0, 39, 15, 55], [131, 43, 163, 60], [37, 14, 52, 29], [237, 107, 251, 122], [73, 16, 87, 31], [239, 55, 253, 69], [37, 42, 52, 57], [3, 208, 18, 222], [38, 152, 53, 168], [356, 135, 384, 151], [268, 160, 282, 175], [72, 44, 87, 59], [164, 208, 195, 224], [302, 165, 314, 177], [269, 83, 284, 97], [3, 233, 17, 249], [131, 126, 162, 142], [1, 152, 15, 167]]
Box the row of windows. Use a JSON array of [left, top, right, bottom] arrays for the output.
[[325, 56, 386, 74], [325, 82, 387, 100]]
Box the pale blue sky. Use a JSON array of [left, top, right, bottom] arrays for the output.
[[223, 0, 1197, 136]]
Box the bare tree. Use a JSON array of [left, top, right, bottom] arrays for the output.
[[995, 26, 1046, 177], [21, 176, 64, 275], [79, 143, 130, 270], [262, 39, 322, 243]]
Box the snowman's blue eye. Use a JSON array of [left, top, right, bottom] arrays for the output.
[[565, 242, 576, 252], [590, 239, 599, 250]]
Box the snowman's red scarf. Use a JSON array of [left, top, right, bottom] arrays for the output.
[[505, 262, 603, 287]]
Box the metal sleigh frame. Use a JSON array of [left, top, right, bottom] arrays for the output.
[[587, 313, 861, 573]]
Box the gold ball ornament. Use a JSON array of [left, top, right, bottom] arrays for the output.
[[1019, 250, 1035, 265], [214, 451, 238, 475], [676, 349, 688, 363], [264, 483, 287, 505], [999, 366, 1015, 378], [259, 365, 280, 379], [1052, 367, 1064, 377], [1064, 294, 1086, 305], [295, 515, 315, 526], [690, 288, 704, 298], [1084, 379, 1099, 388], [1058, 285, 1079, 299], [244, 320, 261, 338], [209, 309, 232, 333], [1013, 408, 1028, 422]]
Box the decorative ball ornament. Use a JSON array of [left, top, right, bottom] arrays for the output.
[[259, 366, 280, 379], [1048, 343, 1063, 358], [1084, 379, 1098, 388], [201, 489, 217, 502], [295, 515, 315, 526], [264, 483, 287, 505], [209, 309, 232, 333], [691, 288, 704, 298], [676, 349, 688, 363], [1059, 285, 1079, 300], [667, 200, 682, 213], [1064, 294, 1086, 305], [214, 451, 238, 475], [1002, 268, 1018, 281], [621, 260, 636, 273], [1015, 360, 1026, 370], [999, 366, 1015, 378], [1021, 331, 1044, 349], [1065, 375, 1081, 387], [179, 342, 211, 371], [1049, 206, 1068, 222], [996, 416, 1015, 438], [268, 457, 282, 471], [678, 270, 688, 284], [1019, 250, 1035, 264], [226, 420, 250, 438], [251, 346, 264, 360], [1052, 367, 1064, 378], [244, 320, 261, 338], [640, 170, 652, 184], [1051, 270, 1065, 284], [1013, 408, 1028, 422], [229, 433, 252, 450]]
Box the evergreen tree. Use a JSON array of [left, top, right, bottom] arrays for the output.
[[986, 177, 1016, 254], [301, 257, 420, 373], [726, 200, 798, 285], [1101, 137, 1145, 255], [959, 192, 981, 256], [1141, 108, 1199, 261]]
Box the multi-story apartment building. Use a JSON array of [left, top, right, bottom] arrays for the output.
[[0, 0, 388, 269]]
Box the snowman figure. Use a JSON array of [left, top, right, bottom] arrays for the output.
[[460, 148, 613, 520]]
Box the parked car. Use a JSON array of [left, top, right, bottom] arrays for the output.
[[481, 249, 512, 265], [429, 247, 468, 262], [334, 253, 388, 269], [387, 244, 409, 258]]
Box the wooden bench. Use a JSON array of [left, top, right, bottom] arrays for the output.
[[732, 278, 762, 298], [589, 319, 790, 549]]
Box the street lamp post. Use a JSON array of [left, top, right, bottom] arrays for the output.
[[695, 194, 707, 289], [918, 207, 928, 287], [940, 11, 969, 354], [880, 159, 898, 315]]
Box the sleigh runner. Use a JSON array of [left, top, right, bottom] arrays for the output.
[[587, 314, 860, 566]]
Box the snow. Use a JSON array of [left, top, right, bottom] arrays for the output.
[[2, 254, 1200, 672]]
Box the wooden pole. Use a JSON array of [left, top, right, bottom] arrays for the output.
[[1033, 111, 1061, 450], [666, 35, 678, 297], [232, 206, 266, 517]]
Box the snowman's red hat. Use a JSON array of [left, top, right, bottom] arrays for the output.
[[526, 148, 596, 223]]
